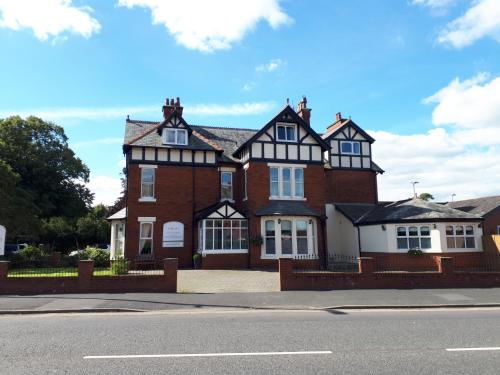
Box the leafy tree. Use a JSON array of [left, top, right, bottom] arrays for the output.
[[0, 116, 93, 220], [418, 193, 435, 201], [40, 216, 78, 251], [108, 174, 126, 214], [76, 204, 110, 246], [0, 116, 94, 242]]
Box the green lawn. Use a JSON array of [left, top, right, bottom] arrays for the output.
[[8, 268, 114, 277]]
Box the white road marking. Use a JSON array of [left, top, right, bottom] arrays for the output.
[[84, 350, 333, 359], [446, 347, 500, 352]]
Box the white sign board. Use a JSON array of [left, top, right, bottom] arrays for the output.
[[162, 221, 184, 247], [0, 225, 5, 256]]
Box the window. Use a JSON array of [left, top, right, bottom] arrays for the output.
[[269, 166, 305, 199], [221, 172, 233, 200], [396, 226, 432, 250], [202, 219, 248, 252], [139, 222, 153, 255], [262, 217, 317, 258], [276, 124, 296, 142], [244, 169, 248, 200], [141, 168, 155, 199], [340, 141, 361, 155], [446, 225, 476, 249], [163, 128, 187, 145]]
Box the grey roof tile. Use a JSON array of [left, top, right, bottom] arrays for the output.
[[255, 201, 321, 217], [447, 196, 500, 217]]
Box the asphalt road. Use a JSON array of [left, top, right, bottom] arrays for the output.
[[2, 308, 500, 374]]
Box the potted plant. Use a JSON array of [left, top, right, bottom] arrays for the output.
[[193, 252, 202, 269], [407, 248, 423, 257]]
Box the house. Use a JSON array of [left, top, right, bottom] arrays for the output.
[[110, 96, 486, 270], [327, 198, 484, 269], [448, 196, 500, 235]]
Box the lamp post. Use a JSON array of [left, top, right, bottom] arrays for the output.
[[451, 193, 456, 202], [411, 181, 419, 198]]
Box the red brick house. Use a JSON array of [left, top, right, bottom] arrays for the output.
[[115, 96, 383, 269]]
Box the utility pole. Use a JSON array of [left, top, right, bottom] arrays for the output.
[[411, 181, 419, 198]]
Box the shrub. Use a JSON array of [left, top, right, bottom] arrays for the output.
[[111, 259, 129, 275], [83, 247, 110, 267], [8, 245, 51, 267], [407, 248, 423, 257]]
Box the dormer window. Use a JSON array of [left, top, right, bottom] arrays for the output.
[[340, 141, 360, 155], [163, 128, 187, 145], [276, 123, 296, 142]]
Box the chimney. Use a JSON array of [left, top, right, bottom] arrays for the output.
[[336, 112, 342, 122], [162, 97, 183, 119], [296, 96, 311, 126]]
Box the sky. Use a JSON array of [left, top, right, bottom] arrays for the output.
[[0, 0, 499, 205]]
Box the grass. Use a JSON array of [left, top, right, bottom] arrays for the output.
[[8, 267, 114, 277]]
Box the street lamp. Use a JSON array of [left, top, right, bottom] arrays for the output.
[[451, 193, 456, 202], [411, 181, 419, 198]]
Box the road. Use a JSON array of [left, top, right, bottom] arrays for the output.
[[2, 308, 500, 374]]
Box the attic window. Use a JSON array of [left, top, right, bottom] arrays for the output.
[[163, 128, 187, 145], [276, 123, 296, 142], [340, 141, 360, 155]]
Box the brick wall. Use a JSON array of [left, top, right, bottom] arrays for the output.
[[484, 207, 500, 235], [280, 257, 500, 290], [326, 169, 378, 204]]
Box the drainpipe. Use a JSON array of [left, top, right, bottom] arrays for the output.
[[191, 165, 196, 268], [321, 215, 328, 270]]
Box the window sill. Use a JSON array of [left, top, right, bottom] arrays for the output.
[[139, 198, 156, 203], [268, 197, 307, 201], [202, 249, 248, 255]]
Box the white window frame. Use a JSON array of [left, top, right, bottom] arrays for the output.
[[244, 168, 248, 200], [497, 225, 500, 235], [261, 216, 317, 259], [162, 128, 188, 145], [268, 164, 306, 200], [276, 123, 297, 142], [220, 171, 233, 201], [138, 221, 154, 255], [139, 165, 156, 202], [340, 141, 361, 155], [200, 219, 249, 254], [446, 224, 477, 249], [396, 226, 432, 251]]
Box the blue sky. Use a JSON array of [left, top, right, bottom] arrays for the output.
[[0, 0, 499, 204]]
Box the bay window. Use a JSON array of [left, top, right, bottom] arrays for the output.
[[262, 217, 317, 258], [200, 219, 248, 253], [396, 226, 432, 250], [269, 165, 305, 199], [446, 225, 476, 249]]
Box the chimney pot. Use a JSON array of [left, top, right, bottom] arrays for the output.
[[162, 96, 184, 118], [336, 112, 342, 122], [296, 96, 311, 126]]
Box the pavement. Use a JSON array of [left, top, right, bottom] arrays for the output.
[[2, 308, 500, 374], [177, 269, 280, 293], [1, 288, 500, 314]]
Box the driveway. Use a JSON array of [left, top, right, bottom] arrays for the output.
[[177, 269, 279, 293]]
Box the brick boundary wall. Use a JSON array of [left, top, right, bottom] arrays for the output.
[[0, 259, 178, 295], [279, 257, 500, 291]]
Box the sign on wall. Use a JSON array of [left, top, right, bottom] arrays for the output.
[[0, 225, 5, 257], [163, 221, 184, 248]]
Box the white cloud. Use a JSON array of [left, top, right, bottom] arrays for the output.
[[0, 0, 101, 41], [87, 175, 122, 206], [411, 0, 456, 9], [255, 58, 285, 72], [185, 101, 275, 116], [0, 101, 275, 121], [438, 0, 500, 48], [242, 82, 255, 91], [373, 73, 500, 202], [117, 0, 292, 52]]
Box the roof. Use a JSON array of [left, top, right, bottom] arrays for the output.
[[447, 195, 500, 217], [336, 198, 482, 225], [322, 118, 375, 143], [255, 201, 321, 217], [194, 201, 247, 220], [232, 105, 330, 157], [107, 207, 126, 220], [124, 119, 219, 152]]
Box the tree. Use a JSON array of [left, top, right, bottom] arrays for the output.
[[76, 204, 110, 247], [108, 173, 127, 214], [0, 116, 94, 242], [0, 116, 93, 220], [418, 193, 435, 201]]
